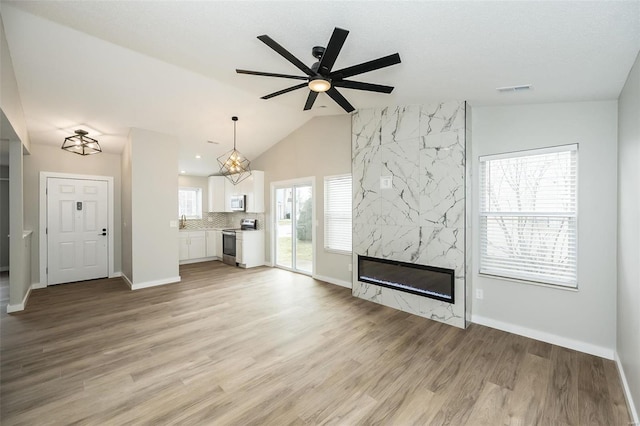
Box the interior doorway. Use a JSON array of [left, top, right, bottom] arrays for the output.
[[273, 178, 314, 275]]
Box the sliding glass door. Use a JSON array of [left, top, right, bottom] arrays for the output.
[[274, 180, 313, 274]]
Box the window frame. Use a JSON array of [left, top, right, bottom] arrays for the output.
[[324, 174, 352, 255], [478, 144, 578, 289], [178, 186, 203, 220]]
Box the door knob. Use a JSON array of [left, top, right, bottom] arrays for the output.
[[99, 228, 107, 236]]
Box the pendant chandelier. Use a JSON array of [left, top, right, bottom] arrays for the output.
[[61, 129, 102, 156], [217, 116, 251, 185]]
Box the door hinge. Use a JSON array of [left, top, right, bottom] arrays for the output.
[[46, 227, 48, 235], [46, 267, 48, 274]]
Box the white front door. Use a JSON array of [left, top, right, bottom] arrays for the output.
[[47, 177, 109, 285]]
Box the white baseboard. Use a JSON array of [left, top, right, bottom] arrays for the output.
[[129, 275, 181, 290], [31, 282, 46, 289], [0, 266, 8, 272], [179, 257, 217, 265], [313, 274, 352, 289], [471, 314, 614, 360], [6, 285, 32, 313], [122, 273, 133, 289], [109, 271, 122, 278], [615, 352, 640, 424]]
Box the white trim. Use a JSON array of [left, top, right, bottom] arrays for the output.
[[121, 273, 133, 289], [39, 172, 115, 287], [313, 273, 352, 289], [179, 256, 217, 265], [109, 271, 122, 278], [615, 352, 640, 424], [471, 314, 614, 360], [130, 276, 181, 291], [479, 143, 578, 162], [0, 266, 8, 272], [6, 285, 31, 313], [31, 282, 46, 290]]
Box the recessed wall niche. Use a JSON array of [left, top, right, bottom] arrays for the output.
[[351, 102, 469, 328]]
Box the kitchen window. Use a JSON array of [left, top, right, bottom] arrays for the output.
[[479, 144, 578, 288], [324, 174, 352, 254], [178, 187, 202, 219]]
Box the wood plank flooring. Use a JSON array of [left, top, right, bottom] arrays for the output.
[[0, 262, 632, 425]]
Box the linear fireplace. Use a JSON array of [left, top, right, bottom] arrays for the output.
[[357, 255, 455, 303]]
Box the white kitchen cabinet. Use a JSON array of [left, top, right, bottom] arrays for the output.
[[207, 176, 233, 212], [229, 171, 265, 213], [205, 229, 222, 258], [179, 231, 206, 261], [179, 234, 190, 261], [236, 230, 264, 268], [245, 171, 265, 213]]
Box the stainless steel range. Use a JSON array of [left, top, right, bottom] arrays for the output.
[[222, 218, 257, 266]]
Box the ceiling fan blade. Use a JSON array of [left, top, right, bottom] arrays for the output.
[[236, 69, 308, 80], [326, 87, 355, 113], [303, 91, 319, 110], [257, 35, 316, 76], [332, 80, 395, 93], [330, 53, 401, 80], [317, 27, 349, 75], [261, 83, 307, 99]]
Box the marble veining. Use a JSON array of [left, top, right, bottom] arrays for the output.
[[352, 101, 468, 329]]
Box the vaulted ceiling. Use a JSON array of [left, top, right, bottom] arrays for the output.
[[1, 1, 639, 175]]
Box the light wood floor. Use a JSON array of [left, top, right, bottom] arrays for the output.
[[0, 262, 632, 425]]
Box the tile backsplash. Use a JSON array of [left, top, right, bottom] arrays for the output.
[[181, 212, 264, 230]]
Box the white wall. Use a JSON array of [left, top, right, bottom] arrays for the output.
[[0, 15, 29, 152], [125, 128, 179, 287], [252, 115, 352, 286], [0, 166, 9, 270], [471, 101, 618, 358], [23, 144, 122, 284], [617, 51, 640, 420], [7, 139, 28, 307], [121, 138, 132, 281]]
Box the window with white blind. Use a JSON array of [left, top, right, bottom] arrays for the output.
[[324, 175, 352, 253], [479, 144, 578, 288], [178, 187, 202, 219]]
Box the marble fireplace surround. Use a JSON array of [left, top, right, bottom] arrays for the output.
[[351, 101, 469, 329]]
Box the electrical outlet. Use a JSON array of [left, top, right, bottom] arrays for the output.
[[476, 289, 484, 300], [348, 263, 352, 272]]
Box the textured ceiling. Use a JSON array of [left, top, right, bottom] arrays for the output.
[[1, 1, 639, 175]]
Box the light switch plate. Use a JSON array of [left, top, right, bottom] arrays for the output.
[[169, 220, 178, 228], [380, 176, 392, 189]]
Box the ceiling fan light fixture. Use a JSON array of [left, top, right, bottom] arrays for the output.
[[217, 116, 252, 185], [61, 129, 102, 156], [308, 78, 331, 93]]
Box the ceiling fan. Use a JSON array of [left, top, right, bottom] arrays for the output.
[[236, 27, 401, 113]]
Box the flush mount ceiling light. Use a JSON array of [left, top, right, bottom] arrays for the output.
[[61, 129, 102, 155], [217, 116, 251, 185]]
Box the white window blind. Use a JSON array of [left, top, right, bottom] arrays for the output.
[[178, 187, 202, 219], [324, 175, 352, 253], [479, 144, 578, 288]]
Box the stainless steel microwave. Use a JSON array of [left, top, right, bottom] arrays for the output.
[[230, 195, 246, 211]]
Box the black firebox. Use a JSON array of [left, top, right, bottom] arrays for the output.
[[357, 255, 455, 303]]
